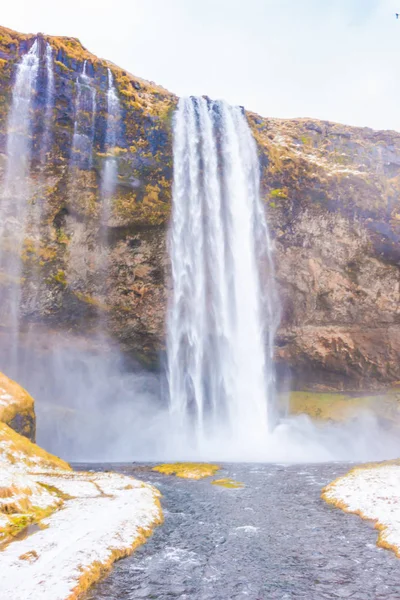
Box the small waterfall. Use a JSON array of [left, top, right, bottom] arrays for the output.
[[40, 42, 55, 163], [101, 68, 121, 206], [0, 40, 40, 356], [167, 97, 278, 455], [24, 41, 55, 324], [71, 60, 97, 169]]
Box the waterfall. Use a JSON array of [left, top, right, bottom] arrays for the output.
[[40, 42, 55, 163], [101, 68, 121, 210], [0, 40, 40, 356], [92, 68, 122, 328], [167, 97, 278, 455], [24, 41, 55, 326], [71, 60, 97, 169]]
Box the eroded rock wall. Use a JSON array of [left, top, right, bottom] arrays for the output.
[[249, 116, 400, 389]]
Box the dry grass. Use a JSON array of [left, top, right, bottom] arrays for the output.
[[0, 422, 70, 471], [0, 371, 35, 426], [19, 550, 39, 562]]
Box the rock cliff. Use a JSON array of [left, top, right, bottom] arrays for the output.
[[1, 25, 400, 390]]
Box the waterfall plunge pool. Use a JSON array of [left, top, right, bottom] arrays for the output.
[[80, 462, 400, 600]]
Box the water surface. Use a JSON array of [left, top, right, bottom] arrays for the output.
[[81, 463, 400, 600]]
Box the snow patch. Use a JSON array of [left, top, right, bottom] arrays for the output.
[[0, 469, 162, 599], [0, 422, 162, 599], [323, 463, 400, 557]]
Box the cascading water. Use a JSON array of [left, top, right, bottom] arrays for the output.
[[40, 42, 55, 162], [20, 41, 56, 379], [0, 40, 40, 360], [29, 42, 55, 247], [101, 68, 121, 214], [95, 68, 122, 318], [71, 60, 97, 169], [167, 96, 279, 456]]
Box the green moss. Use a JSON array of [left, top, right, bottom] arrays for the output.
[[270, 188, 288, 199], [54, 60, 71, 73], [287, 390, 400, 423], [8, 515, 30, 535], [56, 230, 70, 245], [53, 269, 67, 286]]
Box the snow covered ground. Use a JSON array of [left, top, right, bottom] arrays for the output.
[[0, 419, 162, 599], [323, 462, 400, 557], [0, 469, 162, 599]]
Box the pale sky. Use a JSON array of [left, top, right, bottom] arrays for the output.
[[3, 0, 400, 131]]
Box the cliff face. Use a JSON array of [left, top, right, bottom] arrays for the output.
[[1, 25, 400, 390], [249, 116, 400, 389], [0, 26, 176, 365]]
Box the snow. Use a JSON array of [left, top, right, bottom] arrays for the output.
[[323, 463, 400, 557], [0, 409, 162, 599], [0, 467, 162, 599], [0, 389, 13, 407]]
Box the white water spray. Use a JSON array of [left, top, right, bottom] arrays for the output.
[[167, 97, 279, 454]]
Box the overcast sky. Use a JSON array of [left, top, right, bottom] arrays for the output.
[[3, 0, 400, 131]]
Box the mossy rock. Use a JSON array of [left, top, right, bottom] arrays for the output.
[[0, 372, 36, 442], [287, 390, 400, 424], [0, 421, 69, 471]]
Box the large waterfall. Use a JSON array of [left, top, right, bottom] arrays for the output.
[[167, 97, 278, 455]]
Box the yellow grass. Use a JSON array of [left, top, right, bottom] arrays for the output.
[[212, 478, 245, 489], [152, 463, 220, 479], [0, 422, 70, 471]]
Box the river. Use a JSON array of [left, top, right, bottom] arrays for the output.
[[79, 463, 400, 600]]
